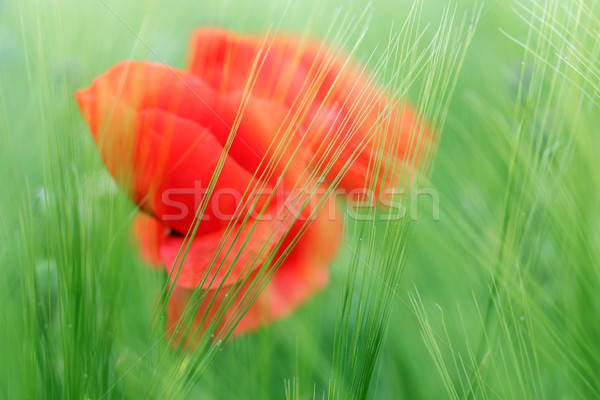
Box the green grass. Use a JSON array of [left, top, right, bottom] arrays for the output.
[[1, 0, 600, 398]]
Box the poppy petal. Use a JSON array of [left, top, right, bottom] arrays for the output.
[[187, 28, 310, 104], [164, 194, 342, 342], [252, 194, 342, 324], [76, 61, 292, 234], [133, 213, 167, 268], [159, 196, 301, 290], [188, 30, 428, 197]]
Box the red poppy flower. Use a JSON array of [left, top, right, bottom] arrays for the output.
[[187, 28, 427, 197], [75, 28, 424, 340]]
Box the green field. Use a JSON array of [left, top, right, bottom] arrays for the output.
[[1, 0, 599, 398]]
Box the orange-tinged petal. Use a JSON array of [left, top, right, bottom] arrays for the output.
[[133, 213, 167, 268]]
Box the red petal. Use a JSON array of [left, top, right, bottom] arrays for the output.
[[164, 193, 342, 343], [138, 108, 272, 235], [76, 61, 293, 234], [187, 28, 309, 104], [187, 29, 429, 198], [247, 193, 342, 326], [187, 28, 259, 94], [159, 195, 301, 290]]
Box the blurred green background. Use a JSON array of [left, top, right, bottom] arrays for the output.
[[1, 0, 599, 398]]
